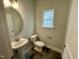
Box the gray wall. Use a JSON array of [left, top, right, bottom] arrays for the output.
[[66, 0, 78, 58], [35, 0, 70, 49], [16, 0, 35, 38]]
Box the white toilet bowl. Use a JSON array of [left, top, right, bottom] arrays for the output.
[[34, 41, 45, 52], [30, 34, 45, 52], [34, 41, 45, 47]]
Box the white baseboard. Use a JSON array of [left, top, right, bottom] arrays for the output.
[[62, 50, 67, 59], [45, 44, 63, 53], [62, 44, 73, 59]]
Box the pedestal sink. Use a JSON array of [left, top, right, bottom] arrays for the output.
[[11, 38, 28, 50]]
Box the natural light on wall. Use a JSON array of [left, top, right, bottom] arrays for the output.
[[3, 0, 19, 9], [3, 0, 11, 7]]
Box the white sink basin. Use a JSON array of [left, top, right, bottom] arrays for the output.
[[11, 38, 28, 50]]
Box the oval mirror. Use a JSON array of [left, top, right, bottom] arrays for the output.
[[5, 7, 23, 37]]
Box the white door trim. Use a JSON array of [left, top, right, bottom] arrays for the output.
[[62, 44, 73, 59]]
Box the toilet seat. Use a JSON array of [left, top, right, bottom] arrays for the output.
[[34, 41, 45, 47], [30, 34, 45, 52]]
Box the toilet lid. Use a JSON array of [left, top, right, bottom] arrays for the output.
[[34, 41, 45, 47]]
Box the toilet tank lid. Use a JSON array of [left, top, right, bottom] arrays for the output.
[[30, 34, 37, 38]]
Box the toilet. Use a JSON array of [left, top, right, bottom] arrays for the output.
[[30, 34, 45, 52]]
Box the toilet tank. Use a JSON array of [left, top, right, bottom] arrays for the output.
[[30, 34, 37, 43]]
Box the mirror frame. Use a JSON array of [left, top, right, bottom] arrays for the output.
[[5, 7, 23, 36]]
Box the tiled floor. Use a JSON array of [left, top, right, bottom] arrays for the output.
[[12, 47, 62, 59], [31, 47, 62, 59]]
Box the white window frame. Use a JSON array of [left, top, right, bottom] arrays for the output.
[[42, 9, 55, 28]]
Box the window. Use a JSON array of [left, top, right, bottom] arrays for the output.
[[42, 9, 55, 28]]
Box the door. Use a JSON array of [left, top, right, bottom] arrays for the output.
[[6, 13, 14, 42]]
